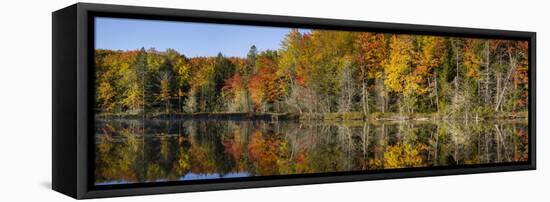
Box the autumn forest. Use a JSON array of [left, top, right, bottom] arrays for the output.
[[94, 23, 529, 185], [95, 30, 528, 119]]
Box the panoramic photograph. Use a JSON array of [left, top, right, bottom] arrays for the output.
[[93, 17, 529, 185]]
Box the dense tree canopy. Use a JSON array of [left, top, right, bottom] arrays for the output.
[[95, 30, 528, 118]]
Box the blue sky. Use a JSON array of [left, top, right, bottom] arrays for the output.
[[95, 17, 295, 57]]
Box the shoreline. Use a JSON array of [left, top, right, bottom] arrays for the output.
[[95, 111, 528, 122]]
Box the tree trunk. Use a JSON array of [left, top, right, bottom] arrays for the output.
[[494, 51, 517, 112], [434, 73, 439, 112], [362, 79, 368, 116], [453, 39, 460, 92], [495, 72, 500, 111], [485, 42, 491, 104]]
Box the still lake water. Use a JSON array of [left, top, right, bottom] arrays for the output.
[[94, 119, 528, 185]]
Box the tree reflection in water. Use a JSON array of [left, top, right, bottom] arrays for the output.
[[94, 119, 528, 185]]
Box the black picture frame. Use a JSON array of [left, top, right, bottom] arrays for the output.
[[52, 2, 536, 199]]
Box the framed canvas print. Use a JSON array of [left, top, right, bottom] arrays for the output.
[[52, 3, 536, 199]]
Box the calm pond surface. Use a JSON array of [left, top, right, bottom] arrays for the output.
[[94, 119, 528, 185]]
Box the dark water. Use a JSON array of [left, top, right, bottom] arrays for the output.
[[94, 119, 528, 185]]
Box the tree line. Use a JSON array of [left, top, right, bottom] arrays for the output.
[[95, 29, 529, 118]]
